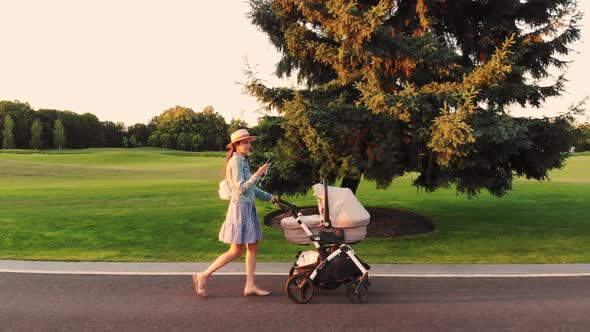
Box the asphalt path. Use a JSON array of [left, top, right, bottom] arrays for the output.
[[2, 273, 590, 331]]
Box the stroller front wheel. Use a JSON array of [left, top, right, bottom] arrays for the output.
[[345, 278, 369, 303], [285, 275, 315, 304]]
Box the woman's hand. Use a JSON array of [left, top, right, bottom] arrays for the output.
[[270, 195, 279, 203], [256, 162, 271, 177]]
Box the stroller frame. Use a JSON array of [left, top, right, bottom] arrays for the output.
[[273, 194, 371, 304]]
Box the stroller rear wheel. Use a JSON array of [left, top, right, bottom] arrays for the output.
[[345, 278, 369, 303], [285, 275, 315, 304]]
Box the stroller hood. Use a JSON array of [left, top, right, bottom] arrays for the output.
[[312, 183, 370, 229]]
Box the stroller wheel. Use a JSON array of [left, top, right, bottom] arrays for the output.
[[285, 275, 314, 304], [345, 278, 369, 303]]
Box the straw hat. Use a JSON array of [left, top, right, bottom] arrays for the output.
[[226, 129, 257, 149]]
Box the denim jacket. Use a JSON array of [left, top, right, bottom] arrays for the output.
[[226, 152, 272, 203]]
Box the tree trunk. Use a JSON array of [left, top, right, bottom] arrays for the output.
[[340, 176, 361, 195]]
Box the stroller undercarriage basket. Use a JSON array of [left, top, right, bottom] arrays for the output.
[[292, 247, 370, 281], [316, 230, 345, 245], [284, 244, 371, 304]]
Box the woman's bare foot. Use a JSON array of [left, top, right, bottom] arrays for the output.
[[192, 273, 208, 298], [243, 286, 270, 296]]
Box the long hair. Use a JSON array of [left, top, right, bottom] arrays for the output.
[[223, 144, 237, 177]]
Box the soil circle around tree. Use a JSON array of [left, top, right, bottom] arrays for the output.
[[264, 206, 435, 238]]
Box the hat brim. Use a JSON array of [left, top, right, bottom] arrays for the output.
[[226, 136, 257, 149]]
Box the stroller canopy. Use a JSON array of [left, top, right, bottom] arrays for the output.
[[312, 183, 370, 229]]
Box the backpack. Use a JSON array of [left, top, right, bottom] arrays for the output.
[[218, 179, 231, 200]]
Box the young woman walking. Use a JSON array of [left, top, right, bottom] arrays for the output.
[[193, 129, 278, 298]]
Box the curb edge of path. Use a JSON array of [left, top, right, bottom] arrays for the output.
[[2, 260, 590, 278]]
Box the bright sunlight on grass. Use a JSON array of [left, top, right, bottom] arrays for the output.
[[1, 148, 589, 263]]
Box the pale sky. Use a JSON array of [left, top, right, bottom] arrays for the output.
[[1, 1, 588, 127]]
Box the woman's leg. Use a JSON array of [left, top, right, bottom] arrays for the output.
[[198, 243, 244, 285], [244, 241, 270, 295], [245, 241, 258, 289]]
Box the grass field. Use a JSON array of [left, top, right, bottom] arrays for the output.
[[1, 148, 589, 263]]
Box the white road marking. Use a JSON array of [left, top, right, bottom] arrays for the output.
[[1, 269, 590, 277]]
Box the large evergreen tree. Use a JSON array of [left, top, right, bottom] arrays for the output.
[[247, 0, 581, 196]]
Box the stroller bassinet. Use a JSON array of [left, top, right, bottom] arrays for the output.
[[280, 183, 371, 244]]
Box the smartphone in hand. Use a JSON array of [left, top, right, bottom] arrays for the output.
[[265, 159, 272, 173], [260, 159, 271, 182]]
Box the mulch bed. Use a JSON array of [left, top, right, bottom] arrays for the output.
[[264, 206, 435, 238]]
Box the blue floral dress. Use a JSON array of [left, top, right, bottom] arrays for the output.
[[218, 153, 272, 244]]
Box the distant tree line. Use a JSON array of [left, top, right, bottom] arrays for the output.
[[0, 100, 248, 151], [3, 99, 587, 155]]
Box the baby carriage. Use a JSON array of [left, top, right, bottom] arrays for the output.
[[272, 181, 371, 304]]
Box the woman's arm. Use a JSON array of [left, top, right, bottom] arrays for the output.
[[227, 157, 260, 195], [253, 186, 272, 201]]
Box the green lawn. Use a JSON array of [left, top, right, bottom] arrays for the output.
[[1, 148, 589, 263]]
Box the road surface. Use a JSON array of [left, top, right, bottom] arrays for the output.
[[2, 273, 590, 331]]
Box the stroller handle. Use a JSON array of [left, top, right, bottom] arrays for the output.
[[272, 198, 300, 215]]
